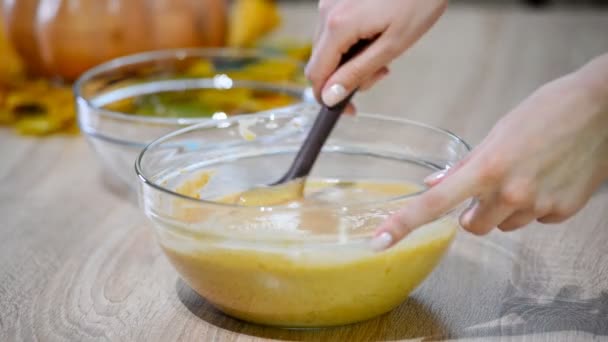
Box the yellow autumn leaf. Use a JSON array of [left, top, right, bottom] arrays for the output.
[[228, 0, 281, 48]]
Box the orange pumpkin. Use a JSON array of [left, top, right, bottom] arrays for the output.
[[2, 0, 227, 81]]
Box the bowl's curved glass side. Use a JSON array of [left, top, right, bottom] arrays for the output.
[[331, 114, 470, 171], [137, 113, 470, 212]]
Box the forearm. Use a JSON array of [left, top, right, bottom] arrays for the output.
[[575, 53, 608, 113], [575, 53, 608, 179]]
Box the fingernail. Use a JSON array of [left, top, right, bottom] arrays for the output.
[[424, 169, 448, 185], [461, 209, 474, 227], [322, 83, 346, 107], [370, 231, 393, 252]]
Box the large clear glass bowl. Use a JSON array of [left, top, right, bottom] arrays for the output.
[[74, 48, 313, 189], [136, 109, 471, 327]]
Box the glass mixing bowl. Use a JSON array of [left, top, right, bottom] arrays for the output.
[[136, 108, 471, 327], [75, 48, 313, 189]]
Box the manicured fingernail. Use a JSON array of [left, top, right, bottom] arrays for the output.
[[461, 209, 474, 227], [370, 231, 393, 251], [322, 83, 346, 107], [424, 169, 448, 185]]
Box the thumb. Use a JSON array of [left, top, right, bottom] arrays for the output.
[[371, 164, 478, 251]]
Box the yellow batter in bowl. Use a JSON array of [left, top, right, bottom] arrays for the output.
[[158, 178, 457, 327]]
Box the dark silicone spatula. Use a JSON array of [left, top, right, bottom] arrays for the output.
[[235, 40, 370, 206]]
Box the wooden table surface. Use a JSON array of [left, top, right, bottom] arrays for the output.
[[2, 3, 607, 341]]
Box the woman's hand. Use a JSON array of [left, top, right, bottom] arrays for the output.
[[372, 54, 608, 250], [305, 0, 448, 106]]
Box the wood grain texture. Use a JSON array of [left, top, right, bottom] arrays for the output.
[[1, 3, 608, 341]]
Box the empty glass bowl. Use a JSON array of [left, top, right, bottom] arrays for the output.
[[136, 108, 471, 327], [75, 48, 313, 189]]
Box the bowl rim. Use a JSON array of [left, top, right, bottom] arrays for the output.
[[135, 112, 472, 213], [73, 47, 309, 126]]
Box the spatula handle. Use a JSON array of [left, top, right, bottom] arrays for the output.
[[276, 40, 370, 183]]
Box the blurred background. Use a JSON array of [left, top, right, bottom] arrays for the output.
[[280, 0, 608, 6], [0, 0, 606, 137]]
